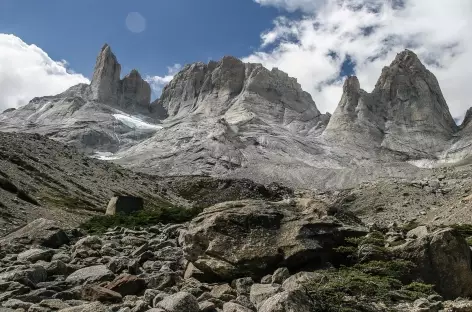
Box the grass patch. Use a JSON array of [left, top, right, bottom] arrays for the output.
[[80, 206, 202, 234], [306, 265, 437, 312]]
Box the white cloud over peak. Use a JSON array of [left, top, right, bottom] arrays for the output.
[[248, 0, 472, 120], [145, 64, 182, 99], [0, 34, 89, 112]]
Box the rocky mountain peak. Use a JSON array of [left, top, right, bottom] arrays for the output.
[[157, 56, 325, 134], [120, 69, 151, 111], [90, 44, 122, 104], [89, 45, 151, 112]]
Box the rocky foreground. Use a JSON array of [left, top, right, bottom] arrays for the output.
[[2, 200, 472, 312]]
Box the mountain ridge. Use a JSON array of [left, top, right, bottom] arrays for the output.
[[1, 45, 471, 189]]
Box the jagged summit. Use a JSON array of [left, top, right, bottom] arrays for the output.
[[2, 46, 472, 189], [90, 45, 151, 112], [0, 44, 160, 153], [324, 49, 458, 158], [157, 55, 327, 135]]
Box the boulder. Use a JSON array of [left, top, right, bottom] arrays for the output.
[[17, 249, 54, 263], [57, 302, 112, 312], [392, 228, 472, 299], [65, 265, 114, 284], [81, 285, 122, 303], [0, 219, 69, 248], [181, 200, 366, 281], [106, 274, 146, 296], [156, 292, 199, 312], [222, 302, 253, 312], [106, 196, 144, 216], [250, 284, 282, 309], [258, 290, 314, 312]]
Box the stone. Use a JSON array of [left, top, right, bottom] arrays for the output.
[[156, 292, 199, 312], [57, 302, 112, 312], [0, 265, 47, 286], [222, 302, 253, 312], [231, 277, 254, 295], [407, 226, 429, 239], [0, 219, 69, 249], [199, 301, 217, 312], [258, 290, 314, 312], [210, 284, 237, 300], [393, 228, 472, 299], [1, 299, 32, 310], [282, 271, 323, 292], [90, 44, 121, 104], [38, 299, 70, 310], [106, 196, 144, 216], [65, 265, 114, 284], [17, 249, 54, 263], [81, 285, 122, 303], [249, 284, 282, 309], [271, 267, 290, 284], [106, 274, 146, 296], [181, 200, 366, 281], [45, 260, 69, 276]]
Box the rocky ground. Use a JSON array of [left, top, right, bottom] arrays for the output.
[[0, 131, 290, 236], [1, 200, 472, 311]]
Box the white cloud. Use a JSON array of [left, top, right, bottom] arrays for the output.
[[0, 34, 89, 112], [145, 64, 182, 98], [247, 0, 472, 120]]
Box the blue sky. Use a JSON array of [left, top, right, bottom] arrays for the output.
[[0, 0, 285, 79], [0, 0, 470, 120]]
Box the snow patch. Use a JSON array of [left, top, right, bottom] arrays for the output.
[[92, 152, 122, 161], [113, 113, 163, 130], [407, 157, 462, 169]]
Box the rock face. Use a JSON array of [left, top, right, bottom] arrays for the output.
[[324, 50, 457, 158], [105, 196, 144, 216], [0, 44, 159, 154], [91, 44, 151, 113], [90, 44, 122, 105], [180, 199, 367, 281], [2, 46, 472, 189], [0, 218, 69, 249], [393, 227, 472, 299]]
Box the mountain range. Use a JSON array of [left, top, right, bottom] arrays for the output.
[[1, 44, 471, 189]]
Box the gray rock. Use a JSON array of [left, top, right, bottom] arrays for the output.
[[181, 200, 366, 281], [231, 277, 253, 295], [249, 284, 282, 309], [271, 268, 290, 284], [156, 292, 199, 312], [0, 219, 69, 249], [282, 272, 323, 292], [65, 265, 114, 284], [258, 290, 313, 312], [393, 228, 472, 299], [17, 249, 54, 263], [57, 302, 112, 312], [0, 265, 47, 286], [222, 302, 253, 312], [1, 299, 32, 309]]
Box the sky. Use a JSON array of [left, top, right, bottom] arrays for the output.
[[0, 0, 471, 121]]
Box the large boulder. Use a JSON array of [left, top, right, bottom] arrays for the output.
[[0, 219, 69, 249], [105, 196, 144, 216], [392, 227, 472, 299], [65, 265, 114, 285], [181, 199, 366, 281]]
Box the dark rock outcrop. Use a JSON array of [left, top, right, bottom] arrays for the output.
[[180, 199, 367, 282]]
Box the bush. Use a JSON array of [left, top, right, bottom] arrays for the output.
[[80, 205, 202, 234]]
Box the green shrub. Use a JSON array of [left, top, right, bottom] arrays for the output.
[[354, 260, 416, 281], [80, 205, 202, 234]]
